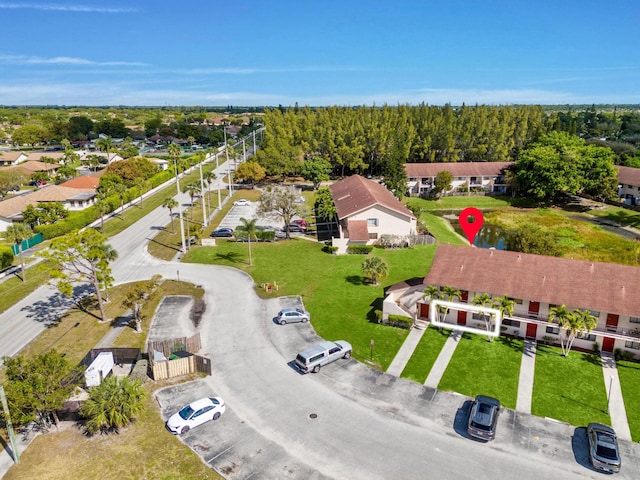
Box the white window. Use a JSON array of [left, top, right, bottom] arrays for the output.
[[630, 316, 640, 324], [367, 218, 379, 226], [624, 341, 640, 350], [546, 326, 560, 335]]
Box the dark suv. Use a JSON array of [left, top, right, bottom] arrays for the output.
[[468, 395, 501, 441]]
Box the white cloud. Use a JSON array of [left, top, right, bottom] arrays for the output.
[[0, 54, 147, 66], [0, 2, 136, 12]]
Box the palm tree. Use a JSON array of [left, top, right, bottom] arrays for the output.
[[440, 285, 461, 323], [361, 256, 388, 286], [5, 223, 33, 281], [182, 181, 201, 219], [94, 197, 111, 233], [549, 305, 575, 356], [79, 375, 146, 434], [168, 143, 182, 179], [162, 197, 178, 234], [114, 183, 128, 219], [492, 295, 515, 321], [422, 285, 441, 302], [472, 292, 494, 338], [95, 136, 115, 163], [135, 177, 149, 208], [237, 217, 258, 266], [203, 170, 216, 213]]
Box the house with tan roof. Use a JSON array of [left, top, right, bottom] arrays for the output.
[[26, 151, 66, 163], [617, 165, 640, 206], [0, 151, 28, 166], [384, 245, 640, 358], [0, 185, 96, 232], [329, 175, 416, 254], [7, 160, 60, 176], [405, 162, 513, 197]]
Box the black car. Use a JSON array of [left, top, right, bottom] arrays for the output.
[[467, 395, 501, 441], [210, 228, 234, 238], [587, 423, 621, 473]]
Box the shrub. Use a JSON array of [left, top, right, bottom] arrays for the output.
[[387, 314, 413, 329], [0, 246, 14, 269], [129, 359, 149, 383], [347, 245, 373, 255], [255, 230, 275, 242]]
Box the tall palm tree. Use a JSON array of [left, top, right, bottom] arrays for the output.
[[114, 183, 128, 219], [5, 223, 33, 282], [203, 170, 216, 213], [168, 143, 182, 180], [94, 197, 111, 233], [472, 292, 494, 338], [95, 136, 115, 163], [182, 181, 201, 219], [135, 177, 149, 208], [549, 305, 575, 356], [492, 295, 515, 320], [162, 197, 178, 233], [440, 285, 461, 323], [422, 285, 441, 302], [237, 217, 258, 266], [361, 256, 388, 286]]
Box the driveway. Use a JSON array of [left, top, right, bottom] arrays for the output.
[[152, 265, 640, 480]]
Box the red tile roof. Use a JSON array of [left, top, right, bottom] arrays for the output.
[[405, 162, 514, 178], [617, 166, 640, 187], [424, 245, 640, 317], [60, 176, 100, 189], [329, 175, 415, 221]]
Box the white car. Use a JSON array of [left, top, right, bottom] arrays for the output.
[[166, 397, 226, 435], [233, 199, 250, 207]]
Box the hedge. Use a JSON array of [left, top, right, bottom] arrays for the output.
[[387, 314, 413, 329], [0, 246, 14, 270], [347, 245, 373, 255]]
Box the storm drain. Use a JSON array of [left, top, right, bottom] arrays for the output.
[[309, 413, 318, 419]]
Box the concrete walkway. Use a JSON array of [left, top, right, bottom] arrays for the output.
[[424, 330, 461, 389], [516, 339, 536, 414], [601, 352, 632, 441], [385, 325, 427, 377]]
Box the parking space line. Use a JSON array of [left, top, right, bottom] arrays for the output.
[[206, 439, 244, 464]]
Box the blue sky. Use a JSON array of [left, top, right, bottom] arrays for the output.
[[0, 0, 638, 106]]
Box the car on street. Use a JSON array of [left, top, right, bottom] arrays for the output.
[[283, 223, 306, 233], [210, 228, 234, 238], [233, 199, 251, 206], [291, 218, 307, 228], [166, 397, 226, 435], [587, 423, 621, 473], [294, 340, 352, 373], [276, 307, 310, 325], [467, 395, 501, 441]]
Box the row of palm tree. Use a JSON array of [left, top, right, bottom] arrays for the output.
[[549, 305, 598, 357]]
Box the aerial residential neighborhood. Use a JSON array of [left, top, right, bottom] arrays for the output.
[[2, 2, 640, 480]]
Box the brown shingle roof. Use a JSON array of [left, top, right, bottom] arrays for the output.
[[8, 160, 59, 174], [329, 175, 415, 221], [617, 166, 640, 187], [0, 186, 95, 218], [405, 162, 514, 178], [59, 176, 100, 189], [0, 151, 27, 162], [424, 245, 640, 317], [26, 152, 65, 162], [347, 219, 369, 241]]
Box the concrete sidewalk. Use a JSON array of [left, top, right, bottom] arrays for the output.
[[601, 352, 632, 441], [516, 339, 536, 414], [424, 330, 461, 389], [385, 324, 427, 377]]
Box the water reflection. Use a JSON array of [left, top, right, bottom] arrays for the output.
[[453, 222, 511, 250]]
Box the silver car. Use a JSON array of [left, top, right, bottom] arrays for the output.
[[294, 340, 352, 373], [587, 423, 621, 473], [276, 307, 310, 325]]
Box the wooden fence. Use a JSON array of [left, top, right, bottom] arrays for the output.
[[150, 354, 212, 380], [145, 333, 201, 357], [83, 347, 141, 367]]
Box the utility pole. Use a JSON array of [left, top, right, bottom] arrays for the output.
[[225, 126, 232, 196], [199, 158, 207, 227], [173, 157, 187, 254]]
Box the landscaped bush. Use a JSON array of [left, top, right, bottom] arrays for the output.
[[615, 348, 636, 361], [0, 246, 14, 269], [386, 314, 413, 329], [256, 230, 275, 242], [129, 359, 149, 383], [375, 234, 409, 249], [347, 245, 373, 255]]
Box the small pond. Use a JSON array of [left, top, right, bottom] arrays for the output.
[[439, 211, 512, 250]]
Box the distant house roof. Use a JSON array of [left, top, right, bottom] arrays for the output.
[[424, 245, 640, 318], [26, 151, 65, 162], [59, 175, 100, 189], [0, 186, 95, 219], [7, 160, 59, 175], [405, 162, 514, 178], [617, 166, 640, 187], [329, 175, 415, 221], [0, 151, 27, 165]]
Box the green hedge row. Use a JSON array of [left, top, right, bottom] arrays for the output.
[[386, 314, 413, 329], [347, 245, 373, 254], [0, 246, 14, 270]]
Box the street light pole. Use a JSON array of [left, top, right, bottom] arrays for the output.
[[216, 151, 221, 210], [606, 374, 614, 414], [224, 126, 232, 197], [199, 158, 207, 227]]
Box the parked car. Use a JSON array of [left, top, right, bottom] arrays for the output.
[[294, 340, 352, 373], [587, 423, 621, 473], [283, 223, 306, 233], [233, 199, 250, 207], [291, 218, 307, 228], [210, 228, 234, 238], [166, 397, 226, 435], [467, 395, 501, 441], [276, 307, 310, 325]]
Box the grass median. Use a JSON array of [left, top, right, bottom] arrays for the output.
[[400, 326, 450, 383]]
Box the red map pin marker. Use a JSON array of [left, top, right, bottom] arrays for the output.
[[458, 207, 484, 245]]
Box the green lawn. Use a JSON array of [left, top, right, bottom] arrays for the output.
[[589, 204, 640, 229], [616, 360, 640, 441], [438, 334, 523, 409], [420, 213, 467, 245], [184, 241, 437, 369], [400, 325, 450, 383], [405, 195, 513, 211], [532, 345, 610, 426]]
